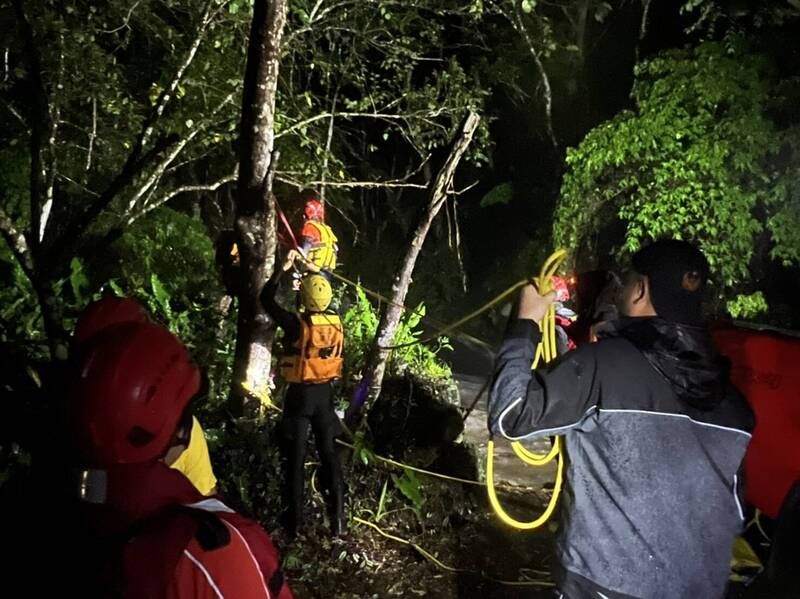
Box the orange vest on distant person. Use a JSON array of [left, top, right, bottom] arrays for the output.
[[279, 313, 344, 384]]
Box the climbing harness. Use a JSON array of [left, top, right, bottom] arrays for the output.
[[486, 249, 568, 530]]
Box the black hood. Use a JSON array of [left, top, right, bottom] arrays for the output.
[[601, 317, 729, 411]]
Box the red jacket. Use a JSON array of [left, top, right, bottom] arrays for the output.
[[96, 461, 292, 599]]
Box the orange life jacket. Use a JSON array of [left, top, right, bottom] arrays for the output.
[[279, 313, 344, 384]]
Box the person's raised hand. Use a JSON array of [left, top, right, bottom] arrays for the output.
[[282, 249, 298, 272], [518, 283, 556, 323]]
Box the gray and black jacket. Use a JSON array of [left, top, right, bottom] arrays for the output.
[[488, 317, 753, 599]]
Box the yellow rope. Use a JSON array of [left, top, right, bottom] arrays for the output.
[[334, 438, 485, 486], [275, 250, 574, 530], [294, 252, 531, 351], [486, 249, 569, 530]]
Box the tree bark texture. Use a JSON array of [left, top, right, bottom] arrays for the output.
[[230, 0, 288, 415], [360, 112, 481, 416]]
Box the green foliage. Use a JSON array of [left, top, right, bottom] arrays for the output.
[[480, 182, 514, 207], [681, 0, 800, 37], [555, 37, 800, 295], [96, 208, 225, 347], [342, 286, 452, 385], [0, 248, 43, 350], [391, 469, 425, 518], [727, 292, 769, 320]]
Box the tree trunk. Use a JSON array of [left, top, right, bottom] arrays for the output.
[[230, 0, 288, 416], [358, 112, 480, 419]]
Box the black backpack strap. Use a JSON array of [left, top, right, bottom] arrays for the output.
[[268, 568, 286, 595], [179, 506, 231, 551]]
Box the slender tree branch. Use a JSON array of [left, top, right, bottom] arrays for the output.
[[85, 97, 97, 177], [636, 0, 652, 63], [503, 0, 559, 151], [40, 34, 65, 244], [275, 110, 442, 139], [100, 0, 144, 34], [276, 175, 428, 190], [134, 170, 238, 221], [3, 101, 27, 130], [46, 134, 177, 271], [126, 93, 234, 212], [57, 173, 100, 197], [319, 85, 340, 202]]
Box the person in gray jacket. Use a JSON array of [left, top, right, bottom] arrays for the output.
[[488, 239, 753, 599]]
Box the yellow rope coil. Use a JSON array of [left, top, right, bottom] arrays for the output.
[[487, 249, 568, 530]]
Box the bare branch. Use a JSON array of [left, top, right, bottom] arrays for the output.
[[134, 170, 238, 222], [504, 1, 559, 151], [319, 85, 340, 202], [3, 100, 27, 130], [46, 134, 177, 271], [452, 180, 480, 195], [127, 93, 235, 212], [276, 175, 428, 190], [100, 0, 144, 34], [85, 97, 97, 177], [275, 110, 440, 139], [40, 34, 66, 243], [307, 0, 326, 22], [57, 173, 100, 197], [636, 0, 652, 63]]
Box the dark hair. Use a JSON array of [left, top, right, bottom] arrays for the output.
[[631, 239, 710, 326]]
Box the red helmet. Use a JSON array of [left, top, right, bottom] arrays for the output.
[[70, 322, 201, 466], [304, 198, 325, 221], [551, 276, 571, 303], [74, 296, 149, 345]]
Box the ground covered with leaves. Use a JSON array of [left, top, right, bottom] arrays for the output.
[[267, 460, 558, 599]]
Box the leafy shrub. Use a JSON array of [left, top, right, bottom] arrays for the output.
[[342, 285, 452, 385]]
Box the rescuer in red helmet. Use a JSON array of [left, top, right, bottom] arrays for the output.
[[290, 189, 338, 279], [67, 310, 292, 598]]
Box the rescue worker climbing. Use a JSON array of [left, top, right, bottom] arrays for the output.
[[67, 307, 292, 598], [488, 240, 753, 598], [292, 189, 338, 277], [261, 252, 346, 538]]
